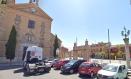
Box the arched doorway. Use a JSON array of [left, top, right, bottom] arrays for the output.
[[23, 31, 38, 47], [21, 31, 39, 61]]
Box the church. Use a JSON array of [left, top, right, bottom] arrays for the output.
[[0, 0, 61, 63]]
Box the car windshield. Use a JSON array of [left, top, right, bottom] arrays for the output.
[[80, 63, 91, 67], [103, 65, 118, 72], [52, 59, 58, 63], [66, 60, 77, 66]]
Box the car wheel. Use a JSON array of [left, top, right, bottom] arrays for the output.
[[90, 72, 94, 78], [96, 76, 99, 79], [124, 77, 128, 79], [26, 66, 30, 72], [47, 68, 51, 73], [70, 70, 74, 74], [60, 71, 64, 74], [124, 74, 128, 79], [25, 68, 31, 75], [38, 68, 45, 73], [79, 74, 83, 77]]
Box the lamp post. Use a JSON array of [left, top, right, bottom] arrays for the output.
[[121, 26, 130, 68], [56, 48, 60, 58], [108, 29, 111, 63]]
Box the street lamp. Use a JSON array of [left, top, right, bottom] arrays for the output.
[[121, 26, 130, 68], [56, 48, 60, 58]]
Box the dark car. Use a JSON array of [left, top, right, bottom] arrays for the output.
[[61, 60, 86, 74], [53, 60, 69, 70], [78, 62, 102, 78]]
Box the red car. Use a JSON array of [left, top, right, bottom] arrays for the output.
[[53, 60, 69, 70], [78, 62, 102, 78]]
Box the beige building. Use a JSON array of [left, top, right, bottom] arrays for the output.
[[0, 0, 61, 62], [73, 39, 90, 60], [59, 47, 69, 59], [73, 39, 109, 60]]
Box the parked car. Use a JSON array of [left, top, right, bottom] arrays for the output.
[[50, 59, 59, 67], [97, 63, 128, 79], [53, 60, 69, 70], [44, 60, 53, 67], [78, 62, 102, 78], [101, 63, 108, 68], [61, 60, 86, 74]]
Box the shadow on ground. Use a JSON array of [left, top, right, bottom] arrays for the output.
[[14, 68, 50, 77], [0, 65, 22, 70], [14, 68, 24, 73], [60, 72, 78, 75], [79, 75, 96, 79], [60, 72, 96, 79], [23, 72, 49, 77]]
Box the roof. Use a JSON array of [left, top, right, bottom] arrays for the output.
[[83, 62, 93, 64], [7, 3, 53, 21], [108, 63, 125, 66]]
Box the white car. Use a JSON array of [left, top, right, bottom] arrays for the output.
[[45, 62, 52, 67], [97, 63, 128, 79]]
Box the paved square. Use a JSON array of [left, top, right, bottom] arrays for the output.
[[0, 65, 130, 79], [0, 65, 95, 79]]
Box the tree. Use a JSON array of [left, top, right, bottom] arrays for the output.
[[53, 35, 59, 58], [5, 26, 17, 62], [90, 53, 95, 58]]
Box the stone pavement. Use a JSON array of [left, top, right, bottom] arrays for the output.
[[0, 59, 131, 79], [0, 67, 96, 79]]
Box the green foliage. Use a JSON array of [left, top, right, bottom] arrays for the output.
[[5, 26, 17, 61], [53, 35, 59, 58], [1, 0, 7, 4]]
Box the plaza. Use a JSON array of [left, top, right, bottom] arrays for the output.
[[0, 59, 131, 79]]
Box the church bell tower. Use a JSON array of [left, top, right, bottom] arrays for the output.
[[29, 0, 39, 6]]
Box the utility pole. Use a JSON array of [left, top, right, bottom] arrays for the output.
[[108, 29, 111, 63], [121, 26, 130, 68]]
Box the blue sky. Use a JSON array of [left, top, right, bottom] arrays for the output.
[[16, 0, 131, 50]]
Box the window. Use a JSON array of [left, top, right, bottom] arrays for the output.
[[28, 20, 35, 29], [33, 0, 36, 2], [15, 15, 21, 21], [90, 64, 94, 67], [103, 65, 118, 72], [40, 22, 45, 33], [1, 0, 7, 4], [31, 8, 36, 13], [121, 65, 126, 70], [118, 66, 123, 72], [95, 63, 99, 67], [15, 15, 21, 25]]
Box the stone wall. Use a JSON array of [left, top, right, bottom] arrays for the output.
[[0, 3, 54, 63]]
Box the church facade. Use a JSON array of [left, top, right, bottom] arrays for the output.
[[0, 0, 61, 62]]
